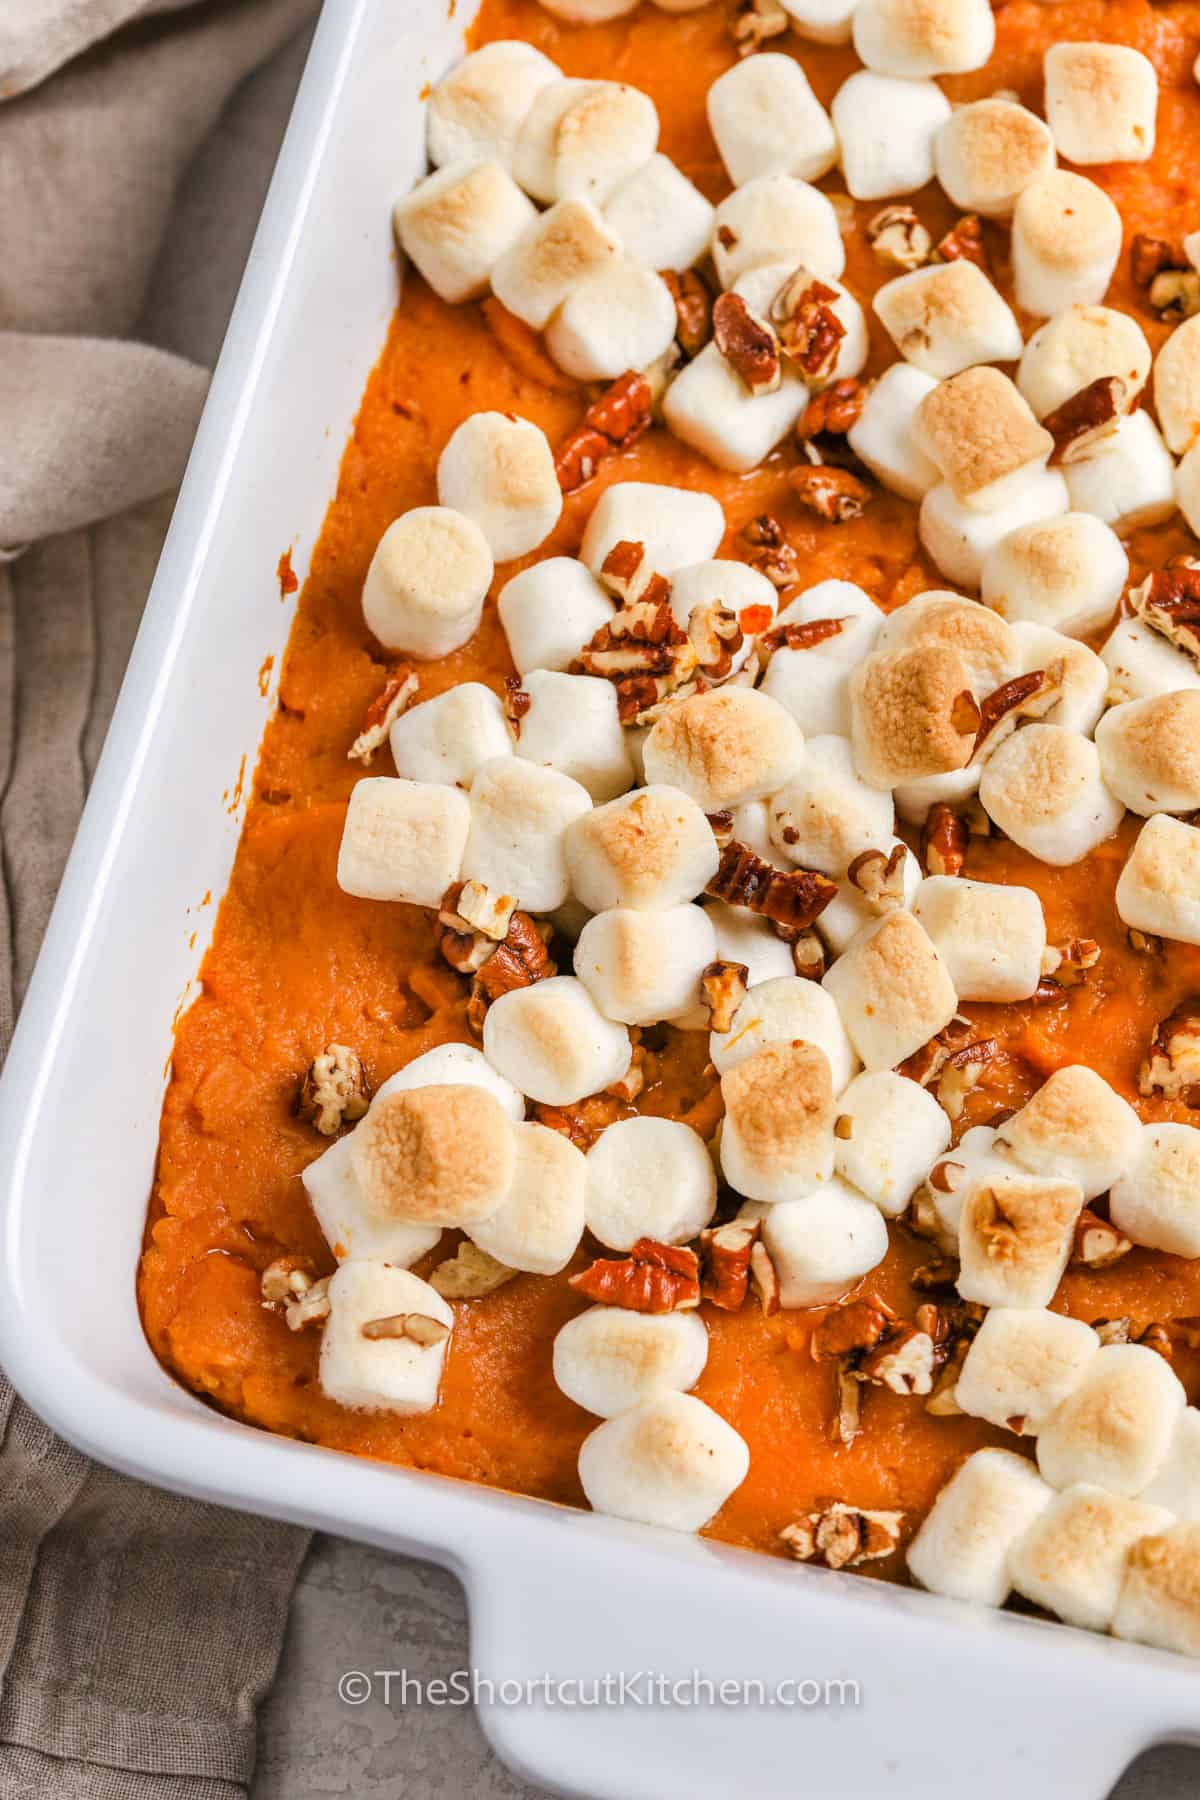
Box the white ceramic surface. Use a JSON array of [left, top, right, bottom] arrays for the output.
[[0, 3, 1197, 1793]]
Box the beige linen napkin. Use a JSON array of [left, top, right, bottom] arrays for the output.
[[0, 3, 318, 1795]]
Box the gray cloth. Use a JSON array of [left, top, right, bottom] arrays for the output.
[[0, 3, 318, 1795]]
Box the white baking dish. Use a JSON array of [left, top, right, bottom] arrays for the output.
[[0, 2, 1196, 1792]]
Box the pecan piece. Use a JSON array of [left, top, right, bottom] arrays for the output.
[[789, 927, 827, 981], [712, 291, 782, 396], [781, 1504, 904, 1570], [699, 959, 750, 1033], [867, 204, 931, 272], [569, 1238, 702, 1314], [832, 1363, 862, 1446], [859, 1322, 936, 1395], [296, 1044, 371, 1136], [706, 838, 837, 930], [533, 1094, 635, 1152], [348, 665, 418, 763], [921, 802, 969, 877], [430, 1242, 517, 1299], [261, 1255, 318, 1307], [1039, 937, 1101, 993], [1129, 927, 1164, 957], [971, 662, 1064, 762], [750, 1239, 782, 1316], [576, 596, 699, 722], [554, 371, 653, 494], [789, 464, 871, 523], [1044, 376, 1129, 465], [466, 911, 556, 1032], [1071, 1208, 1133, 1271], [798, 378, 865, 440], [447, 879, 516, 943], [846, 843, 909, 914], [1150, 268, 1200, 322], [741, 513, 799, 589], [700, 1218, 760, 1311], [730, 0, 789, 55], [934, 214, 989, 274], [1131, 233, 1185, 290], [660, 267, 713, 359], [935, 1038, 999, 1122], [554, 424, 611, 495], [686, 600, 744, 681], [598, 539, 671, 606], [770, 272, 847, 379], [1140, 1002, 1200, 1108], [1129, 566, 1200, 666], [503, 674, 531, 734], [811, 1295, 896, 1361], [897, 1018, 974, 1089], [757, 616, 846, 663], [361, 1312, 450, 1346]]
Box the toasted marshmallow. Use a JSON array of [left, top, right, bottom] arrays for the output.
[[512, 670, 633, 804], [913, 875, 1046, 1003], [710, 974, 860, 1092], [351, 1083, 516, 1227], [566, 786, 717, 914], [513, 79, 658, 206], [1096, 693, 1200, 817], [389, 683, 511, 789], [956, 1168, 1083, 1310], [1139, 1409, 1200, 1521], [853, 0, 993, 76], [491, 197, 622, 331], [710, 176, 846, 287], [734, 262, 868, 390], [463, 757, 591, 913], [669, 560, 778, 669], [554, 1306, 708, 1419], [469, 1122, 586, 1275], [848, 646, 977, 789], [545, 258, 678, 383], [781, 0, 856, 39], [602, 154, 715, 272], [706, 901, 795, 988], [663, 339, 809, 475], [832, 1070, 951, 1216], [574, 903, 718, 1025], [319, 1263, 453, 1416], [1018, 306, 1153, 422], [874, 261, 1022, 380], [376, 1041, 525, 1122], [1179, 442, 1200, 538], [1113, 1523, 1200, 1658], [1011, 171, 1122, 317], [720, 1041, 836, 1202], [585, 1115, 717, 1250], [337, 777, 469, 907], [956, 1309, 1100, 1438], [914, 369, 1053, 514], [303, 1134, 442, 1268], [892, 764, 982, 827], [832, 71, 952, 201], [757, 1180, 889, 1305], [822, 909, 958, 1071], [998, 1066, 1141, 1204], [362, 508, 492, 658], [642, 687, 805, 812], [580, 481, 725, 583], [1037, 1344, 1186, 1495], [1101, 615, 1200, 704], [1044, 43, 1157, 166], [1011, 1485, 1172, 1633], [934, 98, 1055, 220], [1063, 410, 1177, 536], [1009, 622, 1107, 736], [393, 160, 537, 305], [979, 724, 1124, 865], [1110, 1123, 1200, 1260], [708, 53, 837, 187], [767, 733, 895, 876], [578, 1392, 748, 1533], [499, 557, 615, 677], [1115, 812, 1200, 945], [920, 468, 1070, 589], [874, 591, 1017, 693], [906, 1449, 1054, 1608], [981, 513, 1128, 639], [437, 412, 561, 564], [922, 1123, 1011, 1254], [774, 580, 885, 665], [426, 41, 561, 172], [847, 362, 941, 501], [482, 976, 632, 1108], [1154, 316, 1200, 456], [816, 837, 922, 956]]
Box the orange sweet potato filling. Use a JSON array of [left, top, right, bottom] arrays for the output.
[[141, 0, 1200, 1572]]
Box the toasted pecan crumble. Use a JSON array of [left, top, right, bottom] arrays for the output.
[[296, 1044, 371, 1136], [348, 665, 418, 763], [706, 838, 838, 930], [569, 1239, 702, 1313], [781, 1504, 904, 1570], [1140, 1002, 1200, 1107], [712, 291, 782, 395]]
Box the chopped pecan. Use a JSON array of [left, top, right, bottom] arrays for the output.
[[286, 1275, 332, 1332], [533, 1093, 635, 1152], [1093, 1315, 1134, 1346], [466, 911, 556, 1031], [789, 464, 871, 523], [1150, 268, 1200, 322], [757, 616, 846, 663], [741, 513, 800, 589], [750, 1240, 781, 1315], [1138, 1322, 1175, 1363], [575, 596, 699, 722], [713, 291, 782, 396], [296, 1044, 371, 1136], [916, 1299, 982, 1414], [686, 600, 744, 680], [832, 1363, 862, 1446], [1140, 1002, 1200, 1108], [971, 662, 1064, 762], [1039, 937, 1101, 993], [699, 959, 750, 1033], [433, 903, 496, 976], [1129, 566, 1200, 665], [798, 378, 865, 440], [706, 838, 837, 930], [503, 674, 531, 735], [1044, 376, 1129, 464], [554, 372, 654, 494], [597, 540, 672, 606], [1071, 1208, 1133, 1270], [1131, 233, 1185, 290], [846, 843, 908, 914], [660, 267, 713, 360], [447, 879, 516, 943], [925, 1362, 965, 1416], [730, 0, 789, 54], [935, 1039, 999, 1122], [706, 809, 736, 849], [1129, 926, 1164, 956], [858, 1322, 936, 1395], [789, 927, 827, 981], [921, 802, 969, 878], [700, 1218, 760, 1311], [569, 1238, 702, 1314], [770, 272, 846, 379], [811, 1295, 896, 1361], [430, 1242, 517, 1299], [834, 1112, 854, 1141], [780, 1504, 904, 1570], [261, 1255, 318, 1308], [910, 1256, 959, 1293], [934, 214, 989, 274], [867, 204, 931, 272], [361, 1312, 450, 1346], [348, 665, 418, 763], [554, 425, 610, 496], [606, 1040, 653, 1104], [897, 1018, 974, 1089]]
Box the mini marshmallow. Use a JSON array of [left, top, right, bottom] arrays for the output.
[[663, 338, 809, 475], [822, 909, 958, 1071], [580, 481, 725, 583], [302, 1134, 443, 1268], [767, 733, 895, 876], [1037, 1344, 1186, 1495], [426, 40, 561, 171], [923, 1123, 1010, 1254], [705, 901, 795, 988], [892, 764, 982, 828], [537, 0, 638, 15], [956, 1309, 1100, 1438], [710, 974, 860, 1092], [781, 0, 856, 38], [980, 513, 1128, 639], [1139, 1409, 1200, 1521], [1044, 43, 1157, 166], [919, 467, 1070, 589], [642, 687, 805, 812], [337, 777, 469, 908], [710, 176, 845, 287], [978, 724, 1124, 864], [554, 1306, 708, 1418], [846, 362, 941, 502], [831, 71, 952, 201], [1063, 410, 1177, 536], [491, 197, 622, 331], [1101, 615, 1200, 704], [393, 160, 537, 304], [319, 1263, 454, 1416], [774, 580, 885, 666], [815, 837, 922, 956], [350, 1083, 515, 1227], [998, 1066, 1142, 1203], [832, 1070, 951, 1217], [513, 79, 658, 206], [499, 557, 615, 677], [757, 1180, 889, 1306], [1113, 1522, 1200, 1658], [578, 1392, 749, 1533], [1097, 692, 1200, 817], [1018, 305, 1153, 423], [389, 683, 511, 788], [1009, 622, 1108, 736], [707, 54, 838, 187], [913, 875, 1046, 1004], [848, 645, 977, 789], [376, 1041, 524, 1122], [914, 368, 1053, 514], [1010, 1485, 1173, 1634], [729, 798, 790, 870], [761, 604, 875, 735], [734, 262, 868, 390], [566, 785, 718, 914], [469, 1121, 586, 1275], [482, 976, 632, 1107], [545, 257, 678, 382], [956, 1168, 1083, 1310], [1011, 171, 1122, 318], [463, 757, 592, 913], [873, 261, 1022, 379], [512, 670, 633, 803], [720, 1040, 836, 1203], [362, 508, 493, 658], [574, 903, 718, 1025], [873, 591, 1018, 694], [603, 154, 715, 272], [853, 0, 994, 76], [1115, 812, 1200, 946], [907, 1448, 1054, 1607], [668, 560, 778, 667], [1155, 315, 1200, 456], [437, 412, 561, 563], [1180, 442, 1200, 539], [585, 1116, 717, 1250], [933, 98, 1055, 220], [1110, 1123, 1200, 1260]]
